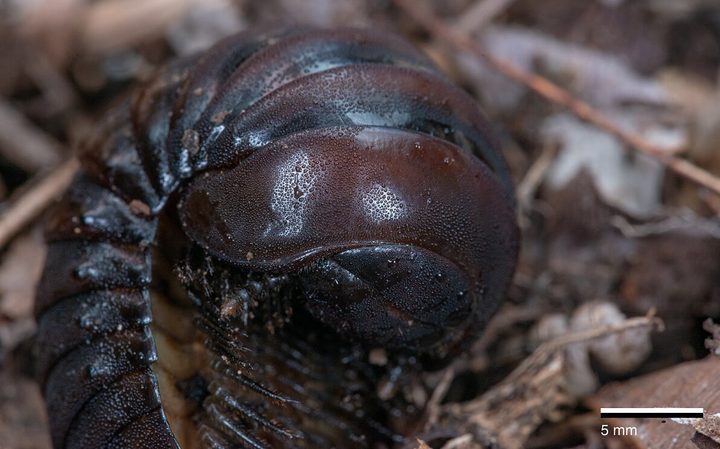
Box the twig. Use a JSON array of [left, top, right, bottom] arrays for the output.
[[426, 367, 456, 426], [419, 313, 663, 449], [24, 47, 78, 114], [0, 158, 79, 248], [516, 143, 557, 215], [455, 0, 517, 34], [441, 434, 473, 449], [539, 312, 662, 352], [476, 313, 661, 402], [394, 0, 720, 197], [0, 98, 63, 172], [611, 213, 720, 239], [81, 0, 192, 54]]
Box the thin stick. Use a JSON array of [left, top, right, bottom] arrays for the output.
[[516, 143, 557, 213], [0, 98, 63, 172], [543, 313, 663, 351], [443, 313, 662, 449], [81, 0, 191, 55], [440, 434, 473, 449], [0, 158, 79, 248], [490, 312, 662, 391], [426, 367, 456, 426], [394, 0, 720, 196]]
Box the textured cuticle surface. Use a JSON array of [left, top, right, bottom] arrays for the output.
[[35, 26, 519, 449]]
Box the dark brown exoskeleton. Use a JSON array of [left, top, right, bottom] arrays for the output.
[[34, 27, 519, 449]]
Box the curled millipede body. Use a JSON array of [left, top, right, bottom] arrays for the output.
[[34, 27, 519, 449]]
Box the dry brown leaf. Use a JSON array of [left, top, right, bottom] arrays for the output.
[[587, 357, 720, 449]]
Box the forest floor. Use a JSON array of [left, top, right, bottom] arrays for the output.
[[0, 1, 719, 448]]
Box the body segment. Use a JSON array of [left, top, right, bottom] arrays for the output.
[[35, 27, 519, 449]]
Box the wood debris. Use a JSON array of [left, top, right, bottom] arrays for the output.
[[588, 357, 720, 449], [415, 314, 662, 449]]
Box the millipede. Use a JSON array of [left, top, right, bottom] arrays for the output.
[[34, 26, 519, 449]]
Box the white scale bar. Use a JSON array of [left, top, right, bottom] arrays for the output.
[[601, 407, 704, 418]]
